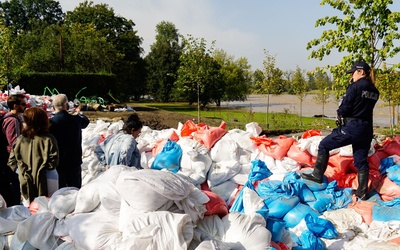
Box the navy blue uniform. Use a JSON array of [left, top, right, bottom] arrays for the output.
[[318, 77, 379, 172]]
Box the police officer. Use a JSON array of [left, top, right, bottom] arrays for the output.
[[301, 61, 379, 200]]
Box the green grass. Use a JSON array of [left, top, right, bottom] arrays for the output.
[[136, 102, 337, 133]]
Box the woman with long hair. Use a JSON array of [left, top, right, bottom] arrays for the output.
[[8, 107, 59, 206]]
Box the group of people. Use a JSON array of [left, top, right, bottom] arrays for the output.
[[0, 94, 90, 207], [0, 92, 145, 207], [0, 60, 381, 207]]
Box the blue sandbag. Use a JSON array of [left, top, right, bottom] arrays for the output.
[[151, 139, 182, 173], [267, 195, 300, 219], [300, 170, 328, 191], [380, 157, 395, 174], [372, 204, 400, 222], [266, 217, 286, 242], [304, 214, 338, 239], [387, 164, 400, 186], [282, 172, 316, 203], [293, 230, 326, 250], [283, 203, 320, 228]]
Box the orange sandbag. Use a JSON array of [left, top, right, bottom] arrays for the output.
[[258, 136, 295, 160], [348, 200, 374, 225], [152, 131, 180, 156], [250, 135, 274, 146], [335, 172, 357, 189], [194, 121, 227, 150], [181, 120, 197, 137], [381, 136, 400, 156], [301, 129, 321, 139], [376, 176, 400, 201], [203, 190, 229, 218], [389, 235, 400, 245], [286, 142, 312, 165], [328, 154, 354, 173]]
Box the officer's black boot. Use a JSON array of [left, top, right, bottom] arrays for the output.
[[355, 170, 369, 201], [301, 154, 329, 183]]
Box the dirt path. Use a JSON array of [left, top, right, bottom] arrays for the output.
[[221, 94, 394, 128]]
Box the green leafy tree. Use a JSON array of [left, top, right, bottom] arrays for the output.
[[253, 50, 284, 128], [307, 0, 400, 94], [0, 0, 64, 35], [145, 21, 182, 102], [213, 49, 251, 104], [0, 20, 22, 90], [175, 35, 223, 121], [312, 70, 332, 119], [291, 66, 308, 125], [375, 64, 400, 133], [65, 0, 144, 100]]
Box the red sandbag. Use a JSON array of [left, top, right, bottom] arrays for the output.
[[181, 120, 197, 137], [328, 154, 353, 173], [348, 200, 374, 225], [335, 172, 357, 189], [194, 121, 227, 150], [368, 150, 389, 172], [203, 190, 229, 218], [286, 142, 312, 165], [381, 136, 400, 156], [250, 135, 274, 146], [152, 131, 180, 156], [258, 136, 295, 160], [389, 235, 400, 245], [376, 176, 400, 202], [301, 129, 321, 139], [270, 241, 282, 250]]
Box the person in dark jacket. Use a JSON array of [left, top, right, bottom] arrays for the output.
[[49, 94, 89, 188], [301, 61, 380, 200], [0, 94, 26, 206]]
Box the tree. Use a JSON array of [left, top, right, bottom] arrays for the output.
[[0, 0, 64, 35], [253, 50, 284, 128], [307, 0, 400, 94], [213, 49, 251, 104], [0, 20, 21, 91], [291, 66, 308, 125], [65, 0, 144, 100], [175, 35, 222, 121], [312, 70, 332, 119], [145, 21, 182, 102], [375, 64, 400, 133]]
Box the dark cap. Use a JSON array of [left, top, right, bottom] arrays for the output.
[[346, 61, 370, 74]]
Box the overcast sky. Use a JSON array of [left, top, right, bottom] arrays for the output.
[[57, 0, 400, 72]]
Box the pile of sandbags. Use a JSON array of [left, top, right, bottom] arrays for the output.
[[1, 118, 400, 249]]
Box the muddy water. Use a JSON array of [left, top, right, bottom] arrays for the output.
[[220, 94, 395, 128]]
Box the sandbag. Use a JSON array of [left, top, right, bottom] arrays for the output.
[[48, 187, 78, 220], [258, 136, 295, 160], [283, 202, 320, 228], [203, 190, 229, 218], [376, 176, 400, 202], [304, 214, 338, 239], [151, 139, 182, 173]]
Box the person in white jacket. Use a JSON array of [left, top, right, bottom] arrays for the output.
[[94, 113, 143, 169]]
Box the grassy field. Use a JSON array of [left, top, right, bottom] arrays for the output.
[[136, 102, 337, 133]]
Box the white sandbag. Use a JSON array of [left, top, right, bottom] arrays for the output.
[[0, 205, 31, 233], [74, 178, 101, 214], [66, 212, 122, 249], [245, 122, 262, 137], [243, 187, 265, 214], [210, 180, 239, 203], [207, 160, 242, 188], [98, 180, 122, 216], [225, 129, 257, 153], [231, 162, 251, 185], [115, 169, 192, 212], [194, 212, 271, 250], [193, 240, 231, 250], [173, 184, 209, 223], [11, 212, 57, 250], [119, 202, 193, 249], [210, 138, 240, 162], [54, 241, 76, 250], [178, 138, 212, 185], [0, 194, 5, 209], [275, 157, 299, 173], [323, 208, 364, 233], [48, 187, 78, 220], [252, 150, 277, 171], [222, 212, 271, 250]]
